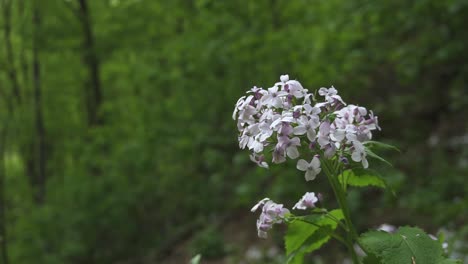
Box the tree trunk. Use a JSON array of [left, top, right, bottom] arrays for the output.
[[32, 0, 46, 204], [1, 0, 21, 104], [0, 120, 10, 264], [19, 0, 29, 88], [77, 0, 103, 127]]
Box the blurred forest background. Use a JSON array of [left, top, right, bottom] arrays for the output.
[[0, 0, 467, 263]]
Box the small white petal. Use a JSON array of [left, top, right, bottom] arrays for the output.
[[353, 141, 365, 151], [311, 157, 320, 169], [318, 88, 328, 96], [287, 147, 299, 159], [346, 133, 357, 142], [273, 97, 283, 108], [324, 146, 336, 158], [268, 86, 278, 94], [315, 167, 321, 175], [305, 170, 317, 181], [280, 74, 289, 83], [292, 202, 305, 210], [317, 137, 329, 147], [251, 198, 270, 212], [293, 126, 307, 135], [351, 151, 362, 162], [331, 130, 346, 141], [362, 156, 369, 168], [357, 106, 367, 116], [289, 137, 301, 145], [296, 159, 309, 171], [306, 129, 317, 141], [259, 161, 269, 169]]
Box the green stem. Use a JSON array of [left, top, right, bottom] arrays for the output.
[[296, 210, 348, 232], [295, 219, 348, 246], [321, 158, 361, 264], [324, 213, 349, 232]]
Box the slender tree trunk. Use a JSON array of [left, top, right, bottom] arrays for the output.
[[0, 120, 10, 264], [1, 0, 21, 104], [0, 2, 15, 258], [270, 0, 280, 29], [19, 0, 29, 88], [32, 0, 46, 204], [77, 0, 103, 127]]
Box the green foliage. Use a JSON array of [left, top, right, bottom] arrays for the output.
[[359, 227, 462, 264], [190, 227, 226, 259], [339, 168, 387, 189], [362, 253, 382, 264], [285, 209, 344, 263]]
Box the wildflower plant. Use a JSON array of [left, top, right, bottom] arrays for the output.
[[233, 75, 461, 264]]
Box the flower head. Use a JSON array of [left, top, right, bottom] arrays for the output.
[[251, 198, 290, 238], [233, 75, 381, 175], [293, 192, 319, 210]]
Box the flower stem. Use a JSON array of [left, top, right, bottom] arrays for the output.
[[321, 158, 361, 264], [295, 218, 348, 246]]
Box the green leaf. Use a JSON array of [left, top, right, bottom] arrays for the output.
[[362, 253, 382, 264], [364, 141, 400, 152], [285, 209, 344, 264], [287, 225, 335, 264], [365, 148, 393, 167], [359, 226, 461, 264], [339, 168, 386, 189], [438, 260, 463, 264]]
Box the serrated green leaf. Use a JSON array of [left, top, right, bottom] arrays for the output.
[[285, 209, 344, 263], [359, 226, 461, 264], [339, 168, 386, 189]]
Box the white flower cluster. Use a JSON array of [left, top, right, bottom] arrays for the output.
[[233, 74, 380, 180]]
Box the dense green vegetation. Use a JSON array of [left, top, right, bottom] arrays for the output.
[[0, 0, 467, 263]]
